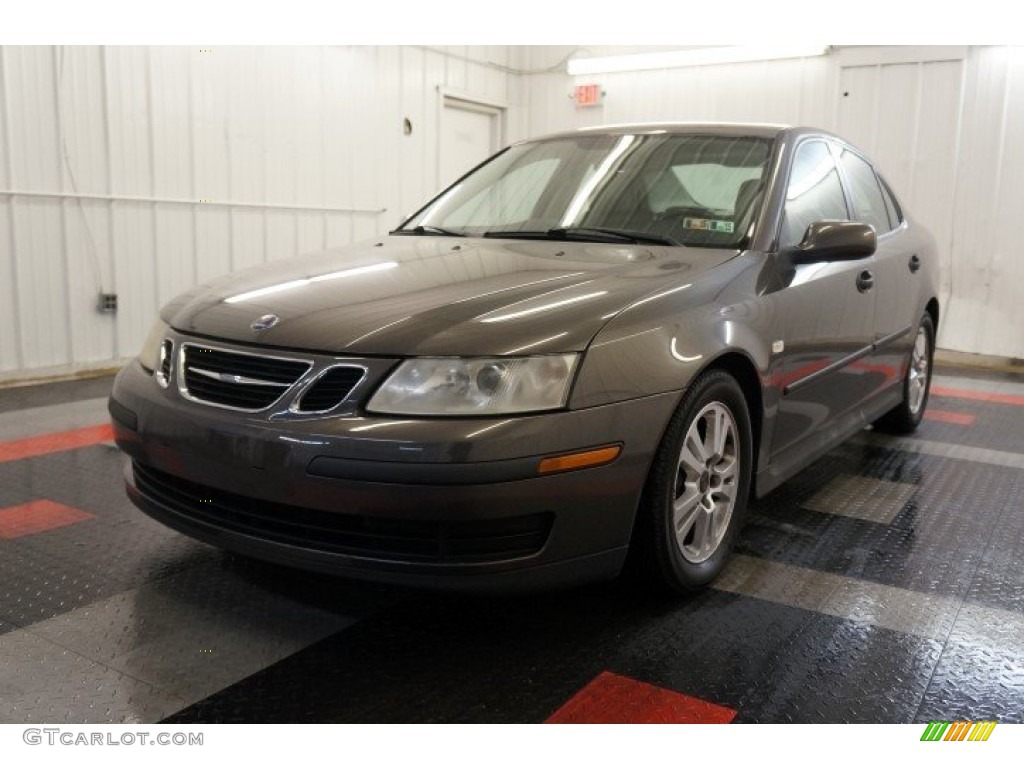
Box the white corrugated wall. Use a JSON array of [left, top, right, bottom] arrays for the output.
[[525, 45, 1024, 360], [2, 45, 1022, 381], [944, 46, 1024, 358], [0, 45, 527, 380]]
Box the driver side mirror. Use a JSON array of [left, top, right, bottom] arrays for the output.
[[788, 220, 876, 264]]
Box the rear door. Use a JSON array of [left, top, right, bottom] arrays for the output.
[[768, 139, 877, 467], [836, 147, 917, 398]]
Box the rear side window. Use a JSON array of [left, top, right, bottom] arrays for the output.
[[839, 150, 892, 234], [878, 176, 903, 229], [780, 140, 849, 250]]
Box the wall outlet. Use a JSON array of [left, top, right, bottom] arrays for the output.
[[98, 293, 118, 313]]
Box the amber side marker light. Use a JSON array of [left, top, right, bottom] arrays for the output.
[[538, 445, 622, 475]]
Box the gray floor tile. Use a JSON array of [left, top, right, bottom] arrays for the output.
[[0, 398, 110, 441], [933, 374, 1024, 397], [820, 579, 961, 640], [0, 629, 186, 723], [802, 473, 918, 523], [854, 433, 1024, 470], [714, 554, 844, 613], [27, 563, 355, 704]]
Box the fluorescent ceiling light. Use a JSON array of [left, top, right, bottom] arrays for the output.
[[567, 46, 830, 76]]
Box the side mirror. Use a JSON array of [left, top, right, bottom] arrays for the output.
[[788, 220, 876, 264]]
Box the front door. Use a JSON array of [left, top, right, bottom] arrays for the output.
[[767, 140, 877, 471]]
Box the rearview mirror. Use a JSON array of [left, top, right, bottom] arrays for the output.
[[788, 221, 876, 264]]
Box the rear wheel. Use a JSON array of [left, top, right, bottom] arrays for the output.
[[874, 312, 934, 434], [633, 370, 753, 593]]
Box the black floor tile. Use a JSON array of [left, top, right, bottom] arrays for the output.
[[2, 366, 1023, 724], [598, 590, 819, 712], [165, 587, 816, 723], [916, 606, 1024, 723], [740, 445, 1020, 599], [962, 473, 1024, 616], [735, 615, 942, 723], [0, 447, 213, 627], [922, 398, 1024, 455]]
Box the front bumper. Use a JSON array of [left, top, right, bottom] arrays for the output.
[[110, 357, 679, 591]]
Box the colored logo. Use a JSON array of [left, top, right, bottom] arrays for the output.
[[921, 721, 996, 741], [250, 314, 280, 331]]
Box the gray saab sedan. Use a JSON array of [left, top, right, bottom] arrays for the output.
[[109, 123, 939, 593]]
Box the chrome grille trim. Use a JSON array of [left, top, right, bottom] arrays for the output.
[[177, 342, 313, 413], [288, 364, 369, 414], [155, 339, 173, 389], [188, 366, 292, 388]]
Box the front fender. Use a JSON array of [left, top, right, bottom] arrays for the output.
[[570, 254, 774, 410]]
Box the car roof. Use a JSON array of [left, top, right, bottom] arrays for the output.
[[521, 122, 842, 144]]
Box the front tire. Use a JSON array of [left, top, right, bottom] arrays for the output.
[[633, 369, 753, 593], [874, 312, 934, 434]]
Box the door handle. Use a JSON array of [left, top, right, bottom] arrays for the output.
[[909, 254, 921, 273], [856, 270, 874, 293]]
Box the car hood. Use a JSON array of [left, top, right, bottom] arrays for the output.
[[164, 236, 739, 356]]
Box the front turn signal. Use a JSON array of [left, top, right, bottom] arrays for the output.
[[537, 445, 621, 475]]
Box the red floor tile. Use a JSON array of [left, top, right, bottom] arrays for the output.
[[0, 500, 96, 539], [545, 671, 737, 724], [924, 409, 977, 426], [0, 424, 113, 464]]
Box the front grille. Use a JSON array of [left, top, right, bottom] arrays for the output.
[[132, 462, 553, 564], [295, 366, 365, 412], [180, 344, 311, 411]]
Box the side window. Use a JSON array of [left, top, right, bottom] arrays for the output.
[[839, 150, 892, 234], [780, 141, 849, 249], [878, 176, 903, 229]]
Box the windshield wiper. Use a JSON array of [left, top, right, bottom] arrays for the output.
[[555, 227, 681, 246], [483, 227, 680, 246], [391, 225, 467, 237]]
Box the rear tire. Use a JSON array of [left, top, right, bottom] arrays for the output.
[[632, 369, 753, 594], [874, 312, 934, 435]]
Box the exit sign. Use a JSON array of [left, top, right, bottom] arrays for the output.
[[573, 84, 604, 108]]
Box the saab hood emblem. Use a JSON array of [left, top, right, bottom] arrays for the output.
[[250, 314, 280, 331]]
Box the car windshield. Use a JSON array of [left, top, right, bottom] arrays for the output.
[[398, 132, 774, 248]]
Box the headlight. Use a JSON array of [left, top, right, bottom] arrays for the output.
[[138, 319, 170, 373], [367, 355, 579, 416]]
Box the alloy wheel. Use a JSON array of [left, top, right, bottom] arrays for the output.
[[908, 326, 930, 415], [672, 402, 740, 564]]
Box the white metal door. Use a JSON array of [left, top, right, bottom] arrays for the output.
[[439, 97, 501, 191], [837, 59, 963, 330]]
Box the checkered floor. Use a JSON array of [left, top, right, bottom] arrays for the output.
[[1, 367, 1022, 723]]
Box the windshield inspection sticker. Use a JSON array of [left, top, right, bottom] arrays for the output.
[[683, 217, 734, 234]]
